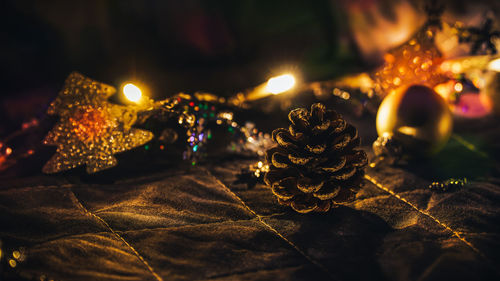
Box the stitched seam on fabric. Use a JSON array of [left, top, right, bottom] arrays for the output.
[[69, 189, 164, 281], [111, 213, 290, 234], [0, 184, 74, 192], [29, 219, 257, 249], [364, 174, 488, 260], [201, 264, 305, 280], [31, 231, 119, 247], [114, 219, 260, 233], [204, 169, 339, 281], [29, 214, 290, 249]]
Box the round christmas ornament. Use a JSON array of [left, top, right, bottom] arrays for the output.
[[376, 84, 453, 156], [264, 103, 368, 213]]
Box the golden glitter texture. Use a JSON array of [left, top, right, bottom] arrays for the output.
[[42, 72, 153, 174]]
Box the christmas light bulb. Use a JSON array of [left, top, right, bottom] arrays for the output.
[[123, 83, 142, 103], [265, 74, 296, 94], [488, 58, 500, 72]]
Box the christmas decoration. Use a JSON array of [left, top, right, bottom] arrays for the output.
[[372, 4, 447, 96], [178, 104, 273, 165], [429, 178, 467, 192], [432, 75, 492, 118], [0, 117, 43, 172], [228, 121, 274, 157], [370, 133, 404, 167], [0, 142, 14, 172], [376, 85, 453, 156], [234, 161, 270, 189], [264, 103, 367, 213], [436, 55, 499, 117], [42, 72, 154, 174], [0, 240, 26, 274], [36, 72, 284, 173], [229, 73, 298, 106], [309, 73, 380, 117]]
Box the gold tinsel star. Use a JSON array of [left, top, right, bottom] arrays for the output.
[[373, 21, 448, 96], [42, 72, 153, 174]]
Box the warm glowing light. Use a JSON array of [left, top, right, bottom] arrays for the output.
[[123, 83, 142, 103], [454, 83, 463, 92], [265, 74, 296, 94], [488, 58, 500, 72], [451, 62, 462, 73], [440, 61, 450, 72], [397, 126, 418, 137], [393, 77, 401, 86], [434, 83, 451, 100], [12, 251, 20, 259]]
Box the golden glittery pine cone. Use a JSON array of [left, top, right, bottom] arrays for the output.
[[264, 103, 368, 213]]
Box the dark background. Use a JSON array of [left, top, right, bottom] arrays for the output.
[[1, 0, 499, 134]]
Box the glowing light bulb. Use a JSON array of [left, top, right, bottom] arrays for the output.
[[265, 74, 296, 94], [488, 58, 500, 72], [123, 83, 142, 103], [454, 82, 463, 92]]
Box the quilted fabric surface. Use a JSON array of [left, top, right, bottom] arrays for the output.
[[1, 111, 499, 281]]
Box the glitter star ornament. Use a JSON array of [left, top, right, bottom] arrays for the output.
[[373, 28, 446, 96], [42, 72, 153, 174], [372, 4, 448, 97]]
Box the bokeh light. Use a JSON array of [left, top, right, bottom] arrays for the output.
[[123, 83, 142, 103], [265, 74, 296, 94]]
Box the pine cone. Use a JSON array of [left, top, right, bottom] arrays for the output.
[[264, 103, 368, 213]]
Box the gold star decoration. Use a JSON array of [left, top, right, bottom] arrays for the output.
[[42, 72, 153, 174], [372, 20, 448, 96]]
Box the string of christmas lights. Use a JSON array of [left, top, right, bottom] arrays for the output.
[[0, 7, 499, 174]]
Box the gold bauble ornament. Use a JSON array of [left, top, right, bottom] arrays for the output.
[[376, 84, 453, 156]]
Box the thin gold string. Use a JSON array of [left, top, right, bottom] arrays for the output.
[[204, 169, 338, 281], [69, 190, 164, 281], [364, 174, 485, 258]]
